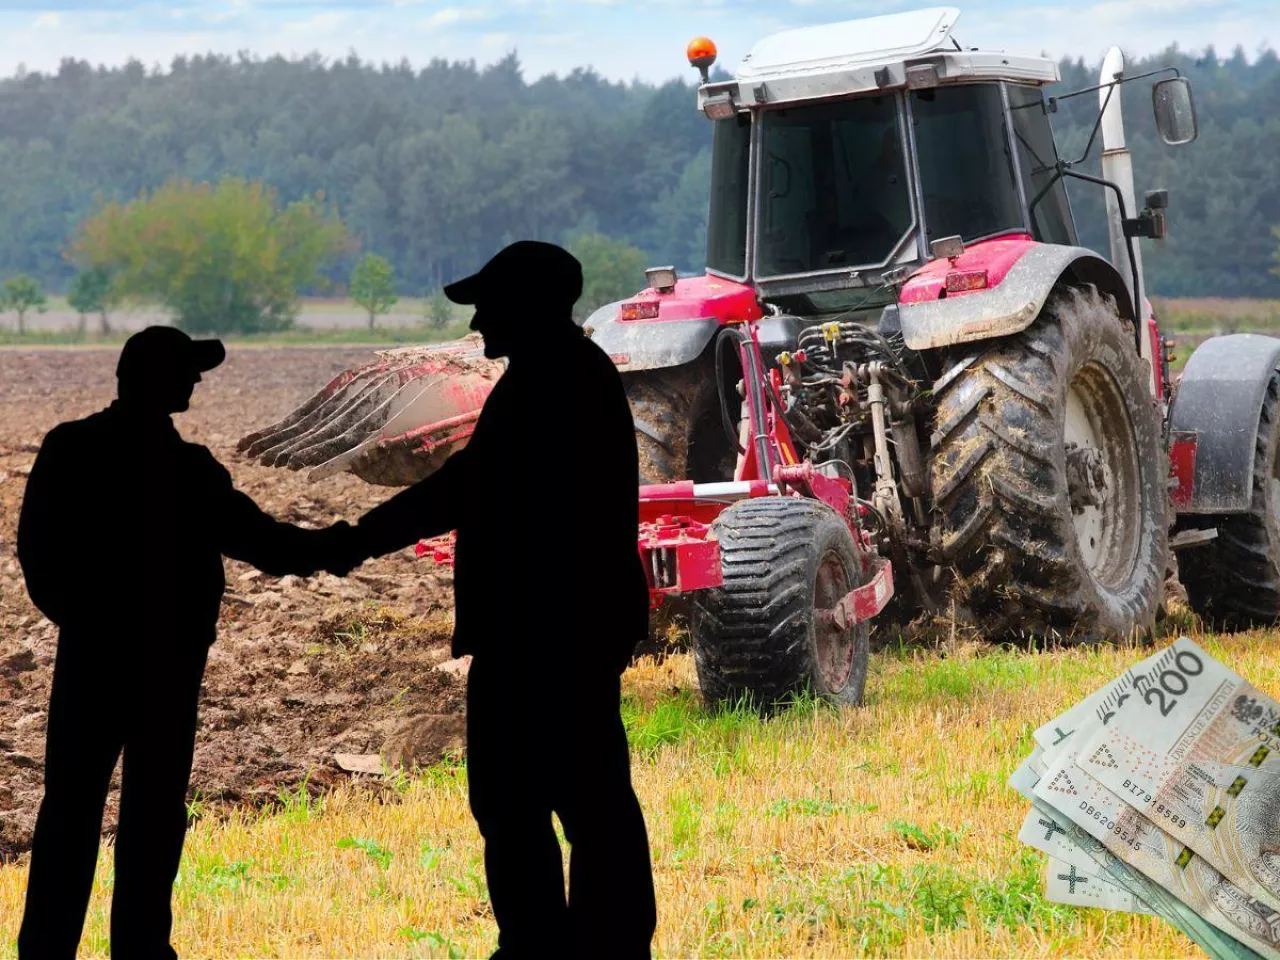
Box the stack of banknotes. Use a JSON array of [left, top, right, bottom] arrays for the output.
[[1011, 637, 1280, 959]]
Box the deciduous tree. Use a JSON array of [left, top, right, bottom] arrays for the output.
[[570, 233, 647, 320], [74, 178, 348, 334], [350, 253, 398, 328], [66, 266, 116, 334], [1, 274, 47, 334], [425, 289, 454, 330]]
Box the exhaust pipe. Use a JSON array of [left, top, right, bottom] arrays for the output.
[[1099, 46, 1157, 396]]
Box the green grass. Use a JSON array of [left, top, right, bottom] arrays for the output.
[[31, 294, 451, 318], [1154, 297, 1280, 334], [335, 837, 395, 870], [0, 296, 473, 346], [292, 296, 440, 316], [0, 319, 473, 348]]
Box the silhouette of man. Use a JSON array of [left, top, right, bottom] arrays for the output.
[[16, 326, 354, 959], [341, 241, 657, 957]]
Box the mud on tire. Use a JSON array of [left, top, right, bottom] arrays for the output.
[[929, 284, 1167, 642], [690, 498, 870, 709], [1178, 374, 1280, 628], [624, 358, 735, 484]]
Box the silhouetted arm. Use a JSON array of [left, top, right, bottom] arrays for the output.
[[199, 450, 327, 576], [355, 444, 473, 560], [220, 489, 329, 577], [17, 425, 75, 626]]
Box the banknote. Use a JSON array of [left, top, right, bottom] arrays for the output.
[[1046, 856, 1155, 914], [1079, 638, 1280, 909], [1020, 809, 1154, 914], [1013, 747, 1046, 789], [1034, 754, 1280, 958], [1010, 754, 1262, 958], [1033, 649, 1164, 756]]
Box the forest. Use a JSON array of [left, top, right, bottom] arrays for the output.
[[0, 42, 1275, 298]]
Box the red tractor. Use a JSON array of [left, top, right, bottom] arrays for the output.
[[243, 7, 1279, 709]]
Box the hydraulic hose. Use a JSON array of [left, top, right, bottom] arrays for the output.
[[714, 326, 746, 453], [719, 326, 775, 479]]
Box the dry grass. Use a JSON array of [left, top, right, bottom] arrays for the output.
[[1155, 297, 1280, 333], [6, 624, 1280, 958]]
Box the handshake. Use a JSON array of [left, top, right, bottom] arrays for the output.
[[308, 521, 371, 578]]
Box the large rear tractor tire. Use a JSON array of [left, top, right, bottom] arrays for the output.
[[624, 358, 736, 484], [1178, 374, 1280, 628], [929, 284, 1167, 642], [690, 498, 870, 709]]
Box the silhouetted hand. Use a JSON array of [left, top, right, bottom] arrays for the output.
[[316, 521, 366, 577]]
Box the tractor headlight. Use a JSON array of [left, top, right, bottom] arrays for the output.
[[645, 266, 678, 293], [905, 59, 942, 90]]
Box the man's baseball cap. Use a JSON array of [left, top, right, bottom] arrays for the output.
[[116, 326, 226, 380], [444, 241, 583, 309]]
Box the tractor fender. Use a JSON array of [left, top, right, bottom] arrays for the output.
[[898, 244, 1135, 351], [585, 301, 722, 373], [586, 311, 804, 374], [1168, 333, 1280, 514]]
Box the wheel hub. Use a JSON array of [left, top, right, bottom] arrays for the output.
[[1063, 364, 1142, 589], [1066, 443, 1111, 513], [813, 551, 855, 691]]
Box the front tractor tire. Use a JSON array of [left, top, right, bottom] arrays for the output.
[[929, 284, 1167, 642], [690, 498, 870, 709], [1178, 374, 1280, 628]]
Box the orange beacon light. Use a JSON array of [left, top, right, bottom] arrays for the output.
[[687, 37, 717, 82]]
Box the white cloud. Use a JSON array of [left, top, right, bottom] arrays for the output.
[[425, 6, 495, 28], [1088, 0, 1228, 16], [281, 11, 349, 35], [32, 12, 60, 29], [529, 30, 585, 47], [964, 1, 1265, 64]]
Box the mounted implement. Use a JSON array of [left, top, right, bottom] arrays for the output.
[[237, 338, 499, 485]]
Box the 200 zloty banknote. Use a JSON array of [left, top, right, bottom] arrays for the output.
[[1034, 753, 1280, 958], [1079, 639, 1280, 913]]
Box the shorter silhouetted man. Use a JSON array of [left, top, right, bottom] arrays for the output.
[[16, 326, 352, 959], [339, 241, 657, 957]]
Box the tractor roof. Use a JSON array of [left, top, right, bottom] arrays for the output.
[[703, 7, 1058, 110]]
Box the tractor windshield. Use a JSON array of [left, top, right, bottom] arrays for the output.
[[756, 95, 911, 278], [910, 84, 1025, 246]]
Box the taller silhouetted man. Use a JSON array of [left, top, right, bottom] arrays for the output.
[[17, 326, 351, 959], [346, 241, 657, 957]]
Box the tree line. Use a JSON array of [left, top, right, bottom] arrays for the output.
[[0, 43, 1275, 301]]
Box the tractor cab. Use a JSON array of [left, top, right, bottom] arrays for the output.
[[699, 6, 1072, 306]]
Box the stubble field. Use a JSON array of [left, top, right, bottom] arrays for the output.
[[0, 344, 1265, 957]]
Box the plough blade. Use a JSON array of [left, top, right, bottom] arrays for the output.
[[237, 337, 500, 486]]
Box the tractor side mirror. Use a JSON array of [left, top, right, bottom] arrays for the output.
[[1152, 78, 1198, 145]]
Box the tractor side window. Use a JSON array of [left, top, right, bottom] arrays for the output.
[[911, 84, 1024, 245], [1008, 84, 1077, 245], [707, 114, 751, 278]]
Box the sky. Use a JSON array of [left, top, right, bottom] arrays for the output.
[[0, 0, 1272, 82]]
